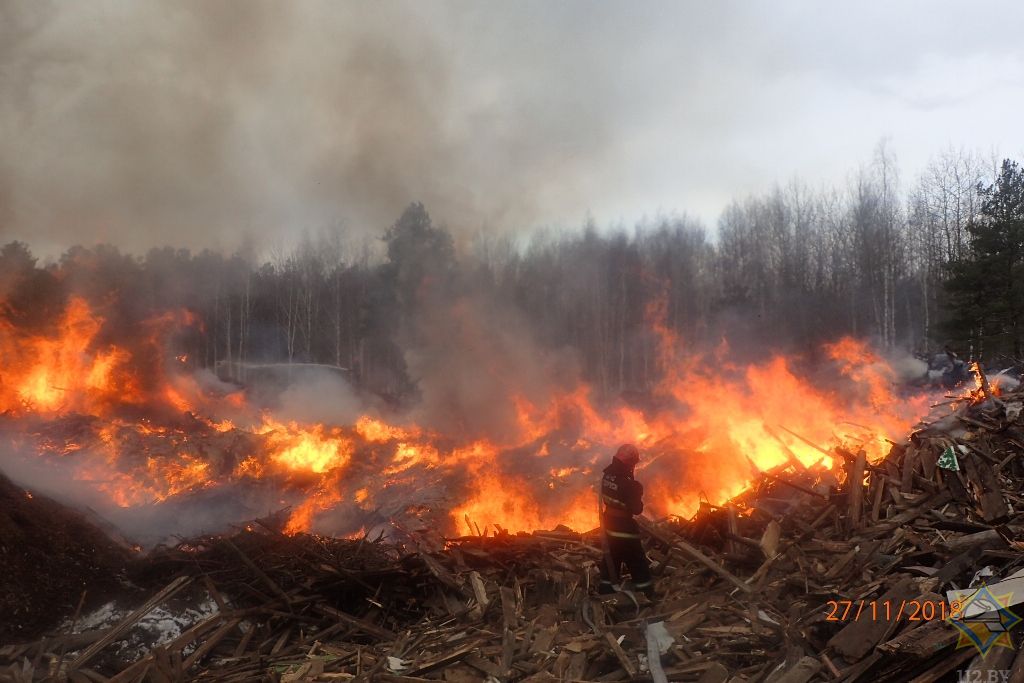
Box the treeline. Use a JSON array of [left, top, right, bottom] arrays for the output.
[[2, 146, 1022, 402]]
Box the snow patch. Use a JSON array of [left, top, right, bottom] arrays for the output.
[[68, 593, 220, 660]]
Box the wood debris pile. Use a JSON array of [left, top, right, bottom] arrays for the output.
[[2, 387, 1024, 682]]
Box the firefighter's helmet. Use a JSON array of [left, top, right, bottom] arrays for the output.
[[613, 443, 640, 467]]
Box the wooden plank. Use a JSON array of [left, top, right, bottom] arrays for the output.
[[318, 605, 398, 641], [763, 424, 807, 471], [182, 618, 240, 670], [696, 662, 730, 683], [726, 504, 739, 556], [635, 517, 752, 592], [918, 445, 937, 480], [417, 550, 466, 594], [269, 626, 292, 656], [107, 656, 150, 683], [820, 654, 841, 679], [862, 492, 952, 537], [942, 468, 971, 503], [233, 623, 257, 658], [755, 466, 828, 499], [666, 537, 753, 594], [944, 528, 1010, 553], [464, 655, 502, 678], [824, 547, 859, 580], [500, 586, 518, 630], [468, 571, 489, 609], [760, 520, 781, 559], [900, 447, 919, 494], [826, 577, 917, 660], [201, 575, 230, 612], [224, 538, 292, 607], [106, 610, 229, 683], [846, 540, 881, 581], [877, 619, 957, 657], [497, 630, 512, 683], [870, 474, 886, 522], [836, 652, 881, 682], [530, 627, 556, 654], [847, 449, 866, 530], [603, 632, 638, 677], [961, 453, 1008, 523], [69, 576, 192, 671], [777, 425, 833, 459], [964, 649, 1016, 683], [500, 628, 515, 680], [518, 619, 535, 659], [906, 648, 973, 683], [935, 547, 982, 586], [405, 641, 481, 676], [1009, 641, 1024, 683], [565, 652, 587, 680], [769, 656, 822, 683]]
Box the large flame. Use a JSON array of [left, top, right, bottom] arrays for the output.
[[0, 296, 937, 538]]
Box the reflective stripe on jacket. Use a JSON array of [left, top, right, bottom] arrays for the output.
[[600, 458, 644, 535]]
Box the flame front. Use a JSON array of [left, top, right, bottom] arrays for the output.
[[0, 297, 939, 538]]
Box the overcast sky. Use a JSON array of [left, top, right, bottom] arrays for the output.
[[1, 1, 1022, 254]]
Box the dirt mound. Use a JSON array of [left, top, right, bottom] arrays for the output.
[[0, 470, 130, 641]]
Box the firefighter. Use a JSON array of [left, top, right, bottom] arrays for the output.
[[598, 443, 654, 598]]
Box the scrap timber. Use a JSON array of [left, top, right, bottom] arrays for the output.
[[2, 387, 1024, 682]]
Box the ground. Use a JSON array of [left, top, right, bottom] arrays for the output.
[[0, 471, 130, 641]]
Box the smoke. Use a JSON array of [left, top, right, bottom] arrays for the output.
[[883, 349, 928, 384], [0, 441, 286, 545], [0, 1, 621, 253], [5, 1, 1024, 256], [275, 370, 363, 426], [404, 292, 582, 442]]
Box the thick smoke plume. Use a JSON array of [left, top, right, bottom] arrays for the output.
[[5, 2, 1023, 254], [0, 1, 619, 253]]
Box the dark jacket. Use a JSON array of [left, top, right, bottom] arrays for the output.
[[601, 459, 644, 535]]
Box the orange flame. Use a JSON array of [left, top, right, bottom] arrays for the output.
[[0, 296, 939, 538]]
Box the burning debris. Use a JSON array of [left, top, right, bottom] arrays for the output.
[[0, 294, 934, 544], [3, 2, 1024, 679], [2, 248, 1023, 682], [1, 383, 1023, 681]]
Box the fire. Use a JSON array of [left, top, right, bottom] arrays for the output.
[[0, 298, 127, 413], [81, 450, 213, 507], [283, 469, 346, 535], [355, 416, 420, 442], [234, 456, 264, 478], [258, 419, 353, 474], [452, 469, 599, 536], [0, 296, 190, 416], [382, 442, 441, 475], [0, 296, 939, 540]]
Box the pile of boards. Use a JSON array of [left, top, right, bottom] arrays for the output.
[[2, 387, 1024, 682]]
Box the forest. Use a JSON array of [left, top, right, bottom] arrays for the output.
[[2, 146, 1022, 404]]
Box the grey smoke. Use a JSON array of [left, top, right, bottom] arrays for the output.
[[0, 1, 617, 253], [404, 292, 583, 443], [4, 1, 1023, 254], [275, 370, 362, 426]]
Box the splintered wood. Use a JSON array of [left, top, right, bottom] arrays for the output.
[[2, 388, 1024, 682]]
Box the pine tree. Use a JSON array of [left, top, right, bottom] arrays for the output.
[[944, 160, 1024, 358]]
